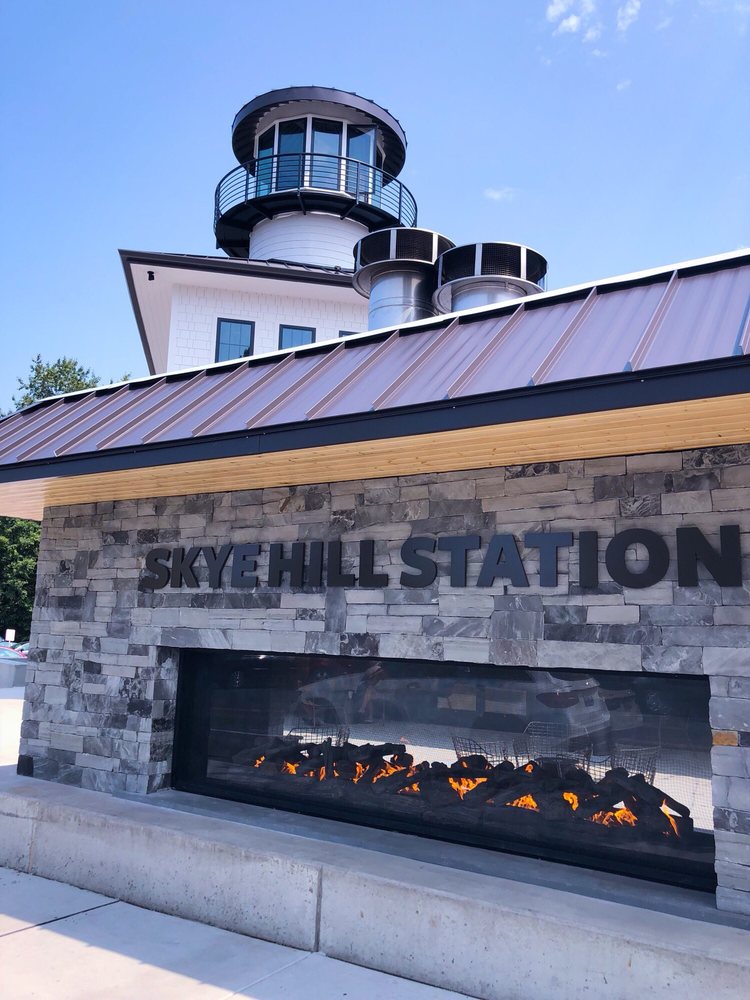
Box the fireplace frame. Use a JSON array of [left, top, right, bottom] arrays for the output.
[[171, 647, 716, 892]]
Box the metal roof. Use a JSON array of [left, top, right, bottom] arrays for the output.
[[1, 250, 748, 473]]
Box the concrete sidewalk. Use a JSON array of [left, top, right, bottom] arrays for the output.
[[0, 868, 474, 999]]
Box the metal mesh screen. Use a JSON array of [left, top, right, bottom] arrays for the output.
[[395, 229, 434, 262], [481, 243, 522, 278], [357, 230, 392, 267], [439, 245, 476, 283]]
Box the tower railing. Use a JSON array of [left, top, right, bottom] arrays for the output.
[[214, 153, 417, 230]]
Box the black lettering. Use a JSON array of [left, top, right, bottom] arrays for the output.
[[605, 529, 669, 589], [578, 531, 599, 589], [268, 542, 305, 588], [307, 541, 324, 587], [400, 536, 438, 588], [437, 535, 481, 587], [202, 545, 233, 589], [676, 525, 742, 587], [327, 540, 356, 587], [231, 543, 260, 588], [524, 532, 573, 587], [142, 548, 171, 591], [358, 539, 388, 588], [170, 546, 201, 588], [477, 534, 529, 588]]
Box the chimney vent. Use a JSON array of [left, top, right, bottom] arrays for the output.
[[353, 228, 454, 329], [433, 242, 548, 313]]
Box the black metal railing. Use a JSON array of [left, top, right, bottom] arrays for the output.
[[214, 152, 417, 228]]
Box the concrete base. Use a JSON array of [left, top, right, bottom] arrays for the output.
[[0, 769, 748, 1000]]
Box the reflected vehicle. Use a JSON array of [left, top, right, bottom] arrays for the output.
[[595, 675, 644, 739], [287, 662, 611, 744], [0, 645, 25, 661]]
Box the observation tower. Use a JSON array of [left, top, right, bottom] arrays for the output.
[[214, 87, 417, 269]]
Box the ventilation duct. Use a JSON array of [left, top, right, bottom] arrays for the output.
[[353, 228, 455, 329], [433, 242, 548, 313]]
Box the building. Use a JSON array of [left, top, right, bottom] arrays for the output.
[[0, 87, 749, 998]]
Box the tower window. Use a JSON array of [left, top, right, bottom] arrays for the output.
[[279, 325, 315, 349], [215, 318, 254, 362]]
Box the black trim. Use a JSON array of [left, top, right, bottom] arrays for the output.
[[120, 252, 157, 375], [231, 87, 407, 175], [1, 353, 749, 486], [279, 324, 316, 350], [215, 317, 255, 363]]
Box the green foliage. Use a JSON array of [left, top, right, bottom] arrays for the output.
[[2, 355, 120, 639], [0, 517, 40, 639], [13, 354, 100, 410]]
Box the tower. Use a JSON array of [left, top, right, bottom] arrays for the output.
[[214, 87, 416, 270]]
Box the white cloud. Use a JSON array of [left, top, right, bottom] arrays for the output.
[[557, 13, 582, 31], [616, 78, 632, 91], [546, 0, 574, 21], [483, 187, 516, 203], [583, 24, 602, 41], [655, 15, 673, 29], [616, 0, 641, 31], [590, 47, 607, 56]]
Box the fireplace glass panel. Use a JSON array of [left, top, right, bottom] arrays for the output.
[[173, 651, 715, 890]]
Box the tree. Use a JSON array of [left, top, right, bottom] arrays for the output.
[[0, 517, 40, 641], [13, 355, 99, 410], [1, 355, 109, 639]]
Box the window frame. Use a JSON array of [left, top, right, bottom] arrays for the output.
[[215, 317, 255, 363], [278, 324, 316, 350], [338, 330, 359, 338]]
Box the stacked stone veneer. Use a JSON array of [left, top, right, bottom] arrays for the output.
[[20, 445, 750, 914]]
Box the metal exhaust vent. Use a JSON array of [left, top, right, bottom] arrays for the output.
[[433, 242, 548, 313], [353, 228, 455, 329]]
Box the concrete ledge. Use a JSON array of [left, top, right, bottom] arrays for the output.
[[0, 770, 748, 1000]]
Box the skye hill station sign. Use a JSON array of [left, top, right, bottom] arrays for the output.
[[142, 525, 743, 592]]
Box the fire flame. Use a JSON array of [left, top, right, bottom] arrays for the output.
[[563, 791, 579, 811], [281, 760, 299, 775], [448, 776, 488, 800], [589, 805, 637, 828], [398, 782, 421, 795], [253, 755, 265, 768], [506, 794, 539, 811], [660, 799, 680, 837]]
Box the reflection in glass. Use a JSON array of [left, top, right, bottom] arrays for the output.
[[276, 119, 306, 190], [256, 127, 274, 196], [279, 325, 314, 349], [311, 119, 342, 189], [346, 126, 375, 198], [175, 652, 715, 890], [215, 319, 254, 362]]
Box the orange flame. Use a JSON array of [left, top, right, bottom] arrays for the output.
[[523, 763, 534, 773], [563, 791, 579, 811], [398, 782, 421, 795], [590, 806, 637, 828], [253, 755, 266, 768], [660, 800, 680, 837], [281, 760, 299, 775], [371, 760, 400, 783], [352, 762, 366, 783], [448, 776, 488, 800], [507, 794, 539, 811]]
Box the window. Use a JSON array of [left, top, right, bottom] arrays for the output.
[[276, 119, 306, 190], [279, 325, 315, 349], [256, 127, 274, 196], [215, 319, 254, 362], [338, 330, 358, 338], [311, 119, 342, 189]]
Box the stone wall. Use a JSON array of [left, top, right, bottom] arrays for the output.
[[19, 444, 750, 913]]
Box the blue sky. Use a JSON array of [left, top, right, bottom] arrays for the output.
[[0, 0, 748, 410]]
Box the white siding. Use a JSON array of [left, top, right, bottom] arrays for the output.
[[166, 281, 368, 371], [248, 214, 368, 270]]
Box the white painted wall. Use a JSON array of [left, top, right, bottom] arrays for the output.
[[166, 280, 368, 371], [248, 214, 368, 270]]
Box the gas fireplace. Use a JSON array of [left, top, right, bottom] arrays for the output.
[[173, 651, 715, 890]]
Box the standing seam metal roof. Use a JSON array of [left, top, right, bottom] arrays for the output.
[[1, 253, 748, 468]]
